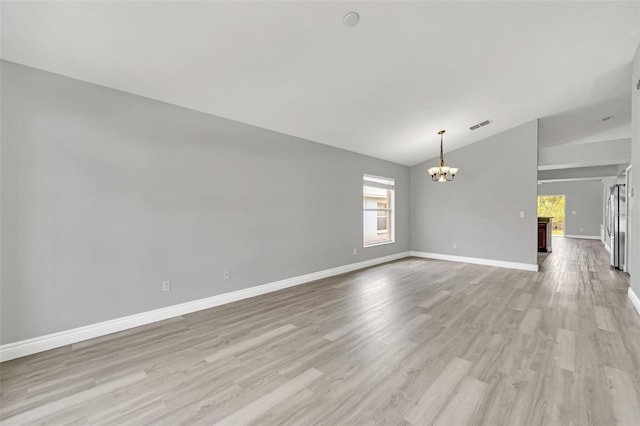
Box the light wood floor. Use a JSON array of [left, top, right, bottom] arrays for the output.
[[2, 238, 640, 425]]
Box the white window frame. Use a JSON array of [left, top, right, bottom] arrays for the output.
[[363, 174, 395, 247]]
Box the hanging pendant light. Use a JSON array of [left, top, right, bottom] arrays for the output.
[[427, 130, 458, 182]]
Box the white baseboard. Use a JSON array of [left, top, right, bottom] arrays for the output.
[[629, 287, 640, 317], [0, 251, 410, 362], [563, 235, 601, 240], [409, 251, 539, 272]]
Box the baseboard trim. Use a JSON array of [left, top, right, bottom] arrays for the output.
[[563, 235, 601, 240], [0, 251, 410, 362], [410, 251, 539, 272], [628, 288, 640, 317]]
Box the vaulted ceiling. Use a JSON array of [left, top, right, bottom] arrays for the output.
[[2, 1, 639, 165]]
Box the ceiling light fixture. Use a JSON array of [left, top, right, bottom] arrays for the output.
[[427, 130, 458, 182], [343, 12, 360, 27]]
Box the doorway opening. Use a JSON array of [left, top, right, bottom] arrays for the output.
[[537, 195, 565, 236]]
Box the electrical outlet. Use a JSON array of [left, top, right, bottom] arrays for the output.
[[223, 270, 230, 280], [519, 211, 525, 218], [353, 248, 357, 255], [580, 228, 584, 232], [162, 280, 171, 292], [452, 242, 457, 250], [572, 211, 577, 215]]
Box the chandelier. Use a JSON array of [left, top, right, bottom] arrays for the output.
[[427, 130, 458, 182]]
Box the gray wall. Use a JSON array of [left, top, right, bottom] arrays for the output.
[[0, 61, 410, 344], [410, 121, 539, 266], [538, 180, 603, 237], [631, 41, 640, 296]]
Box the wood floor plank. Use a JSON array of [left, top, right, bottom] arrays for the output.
[[213, 368, 322, 425], [470, 268, 494, 285], [555, 328, 576, 372], [547, 366, 577, 426], [418, 290, 451, 310], [379, 312, 431, 344], [323, 321, 361, 342], [204, 323, 297, 363], [605, 365, 640, 426], [433, 376, 488, 426], [513, 292, 533, 311], [595, 306, 617, 332], [518, 308, 541, 335], [404, 357, 473, 425]]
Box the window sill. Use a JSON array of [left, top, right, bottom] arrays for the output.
[[363, 241, 395, 248]]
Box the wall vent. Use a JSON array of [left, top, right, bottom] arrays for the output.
[[469, 119, 492, 131]]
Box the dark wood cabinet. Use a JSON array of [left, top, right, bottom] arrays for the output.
[[538, 223, 547, 252]]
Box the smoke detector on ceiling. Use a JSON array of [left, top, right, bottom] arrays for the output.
[[343, 12, 360, 27], [469, 119, 492, 131]]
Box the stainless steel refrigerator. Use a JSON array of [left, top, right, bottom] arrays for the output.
[[607, 184, 626, 270]]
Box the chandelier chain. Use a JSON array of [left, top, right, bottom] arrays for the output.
[[440, 131, 445, 167]]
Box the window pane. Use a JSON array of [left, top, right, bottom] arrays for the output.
[[364, 186, 388, 198], [364, 210, 390, 245], [363, 186, 390, 209], [376, 209, 389, 232], [377, 216, 387, 232]]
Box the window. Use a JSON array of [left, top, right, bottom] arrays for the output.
[[376, 202, 388, 233], [363, 175, 395, 246]]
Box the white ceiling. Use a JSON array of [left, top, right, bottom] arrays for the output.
[[2, 1, 639, 166]]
